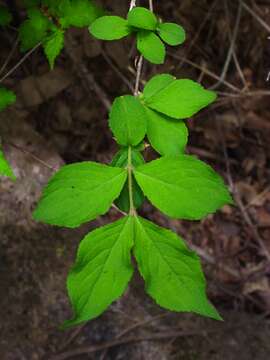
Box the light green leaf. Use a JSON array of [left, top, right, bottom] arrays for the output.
[[157, 23, 186, 46], [109, 95, 147, 146], [90, 16, 132, 40], [133, 216, 221, 320], [63, 216, 134, 328], [19, 8, 51, 51], [43, 28, 65, 69], [0, 87, 16, 111], [137, 30, 165, 65], [58, 0, 102, 28], [145, 79, 217, 119], [145, 108, 188, 156], [0, 5, 12, 26], [134, 156, 233, 220], [0, 149, 16, 180], [33, 161, 127, 228], [127, 7, 157, 31], [111, 148, 145, 213], [142, 74, 175, 100]]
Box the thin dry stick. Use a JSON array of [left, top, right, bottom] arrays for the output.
[[49, 330, 206, 360], [210, 1, 242, 90], [239, 0, 270, 33], [0, 42, 41, 83], [0, 36, 19, 76]]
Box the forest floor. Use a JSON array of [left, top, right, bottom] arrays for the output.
[[1, 0, 270, 359]]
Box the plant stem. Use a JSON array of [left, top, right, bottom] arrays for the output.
[[127, 146, 136, 216]]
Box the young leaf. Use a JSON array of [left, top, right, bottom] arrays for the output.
[[127, 7, 158, 31], [43, 28, 65, 69], [157, 23, 186, 46], [111, 148, 145, 213], [58, 0, 102, 28], [19, 8, 51, 51], [109, 95, 147, 146], [142, 74, 175, 100], [0, 149, 16, 180], [133, 217, 221, 320], [137, 30, 165, 65], [0, 87, 16, 111], [63, 216, 134, 328], [145, 108, 188, 156], [0, 5, 12, 26], [134, 156, 233, 220], [144, 79, 217, 119], [33, 161, 127, 228], [90, 16, 132, 40]]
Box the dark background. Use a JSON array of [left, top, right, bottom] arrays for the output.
[[1, 0, 270, 359]]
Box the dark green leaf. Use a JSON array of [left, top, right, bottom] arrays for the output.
[[0, 5, 12, 26], [0, 149, 16, 180], [43, 28, 65, 69], [0, 87, 16, 111]]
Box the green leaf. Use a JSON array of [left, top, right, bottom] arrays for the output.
[[157, 23, 186, 46], [109, 95, 147, 146], [58, 0, 102, 28], [137, 30, 165, 65], [0, 5, 12, 26], [33, 161, 127, 228], [0, 87, 16, 111], [142, 74, 175, 100], [111, 148, 145, 213], [127, 7, 157, 31], [63, 216, 134, 328], [19, 8, 51, 51], [0, 149, 16, 180], [133, 217, 221, 320], [144, 79, 217, 119], [90, 16, 132, 40], [134, 156, 233, 220], [43, 28, 65, 69], [145, 108, 188, 156]]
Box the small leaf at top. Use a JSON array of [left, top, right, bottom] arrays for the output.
[[109, 95, 147, 146], [0, 149, 16, 180], [43, 28, 65, 69], [58, 0, 103, 28], [127, 7, 158, 31], [33, 161, 127, 228], [134, 155, 233, 220], [157, 22, 186, 46], [145, 107, 188, 156], [63, 216, 134, 328], [90, 16, 132, 40], [142, 74, 175, 100], [0, 87, 16, 111], [144, 79, 217, 119], [137, 30, 165, 65], [133, 216, 222, 320], [0, 5, 12, 26]]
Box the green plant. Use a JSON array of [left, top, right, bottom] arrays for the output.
[[0, 1, 233, 328]]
